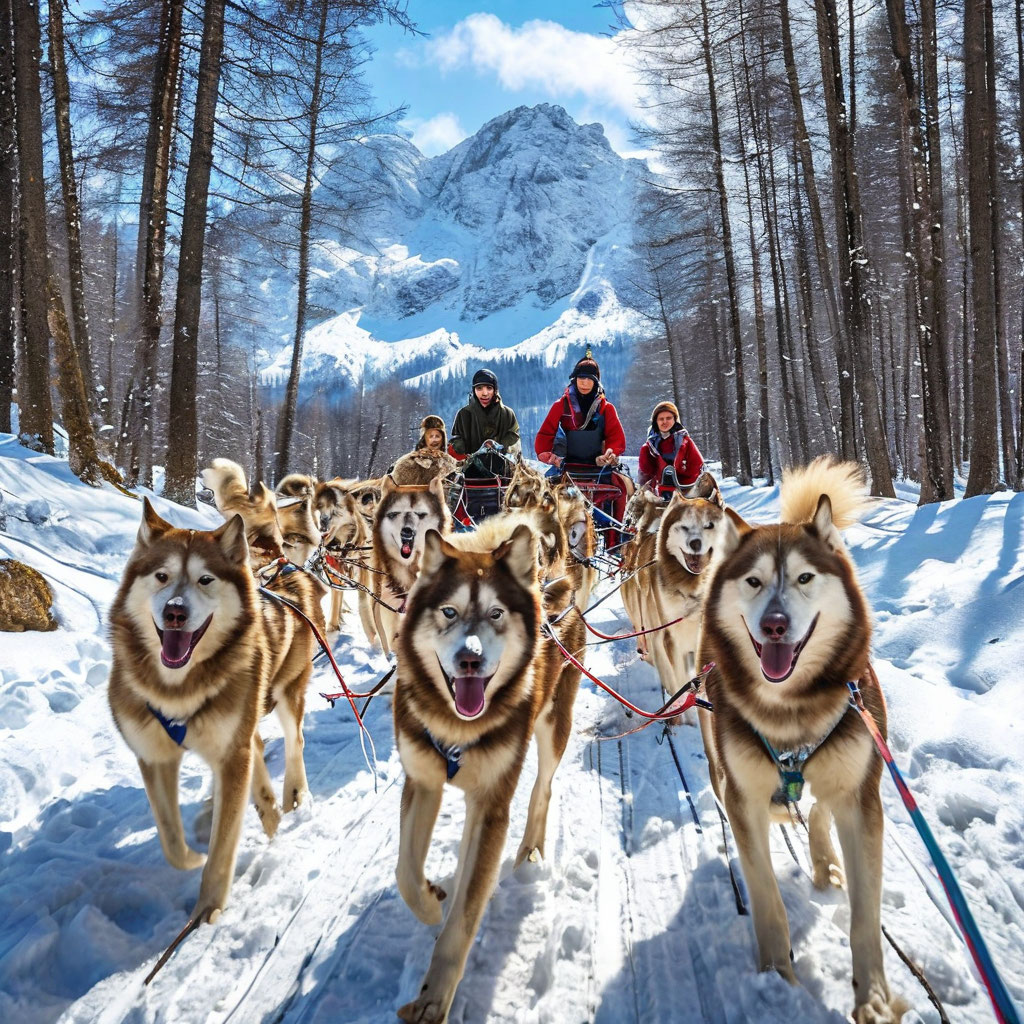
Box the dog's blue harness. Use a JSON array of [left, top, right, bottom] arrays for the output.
[[424, 729, 465, 780], [148, 704, 188, 746], [756, 706, 849, 805]]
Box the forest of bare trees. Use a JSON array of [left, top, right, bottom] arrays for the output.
[[621, 0, 1024, 501], [1, 0, 1022, 505]]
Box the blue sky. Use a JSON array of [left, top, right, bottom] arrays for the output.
[[361, 1, 646, 158]]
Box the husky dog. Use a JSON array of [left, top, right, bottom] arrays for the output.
[[314, 478, 377, 644], [619, 489, 669, 652], [371, 476, 451, 657], [393, 520, 585, 1023], [697, 459, 902, 1022], [201, 459, 284, 571], [503, 459, 551, 511], [621, 473, 726, 687], [551, 481, 597, 608], [107, 500, 324, 923], [391, 449, 457, 487]]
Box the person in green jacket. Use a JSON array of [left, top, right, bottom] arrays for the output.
[[448, 368, 520, 477]]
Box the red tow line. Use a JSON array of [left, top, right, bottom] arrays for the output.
[[543, 619, 713, 721], [577, 608, 686, 642]]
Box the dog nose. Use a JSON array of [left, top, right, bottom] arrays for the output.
[[163, 602, 188, 630], [688, 538, 702, 553], [456, 647, 483, 675], [760, 611, 789, 639], [401, 526, 415, 541]]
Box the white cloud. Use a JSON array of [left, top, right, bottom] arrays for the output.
[[402, 112, 468, 156], [413, 13, 646, 121]]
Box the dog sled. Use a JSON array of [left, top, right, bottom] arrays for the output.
[[557, 461, 633, 555], [446, 445, 517, 527]]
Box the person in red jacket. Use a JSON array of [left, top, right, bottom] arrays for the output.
[[637, 401, 705, 492], [535, 354, 630, 547]]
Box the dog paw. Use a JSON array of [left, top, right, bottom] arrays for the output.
[[397, 986, 448, 1023], [257, 802, 282, 838], [813, 860, 845, 890], [168, 847, 207, 871], [852, 987, 908, 1023], [285, 786, 310, 812], [514, 844, 542, 868]]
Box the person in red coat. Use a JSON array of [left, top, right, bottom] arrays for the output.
[[534, 354, 630, 546], [637, 401, 705, 491]]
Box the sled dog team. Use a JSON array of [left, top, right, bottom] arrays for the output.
[[108, 450, 904, 1023]]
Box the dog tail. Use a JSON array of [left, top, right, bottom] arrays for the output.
[[277, 473, 316, 499], [779, 457, 870, 530], [201, 458, 249, 508]]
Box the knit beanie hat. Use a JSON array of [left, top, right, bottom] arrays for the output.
[[472, 368, 498, 389], [650, 401, 680, 430], [571, 357, 600, 382]]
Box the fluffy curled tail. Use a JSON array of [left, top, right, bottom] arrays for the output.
[[779, 457, 870, 529], [200, 457, 249, 508]]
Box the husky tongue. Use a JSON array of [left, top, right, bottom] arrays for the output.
[[760, 642, 797, 682], [401, 542, 413, 558], [453, 676, 487, 718], [161, 629, 195, 668]]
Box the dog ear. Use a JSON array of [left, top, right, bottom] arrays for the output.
[[811, 494, 846, 552], [719, 506, 751, 560], [495, 523, 537, 588], [381, 475, 397, 497], [428, 474, 445, 502], [709, 487, 725, 510], [137, 497, 172, 547], [419, 528, 452, 578], [215, 514, 249, 565]]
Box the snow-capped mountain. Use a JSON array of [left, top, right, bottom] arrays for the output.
[[255, 104, 651, 412]]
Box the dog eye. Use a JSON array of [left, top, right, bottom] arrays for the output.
[[745, 577, 762, 589], [489, 608, 504, 621], [198, 575, 215, 586], [155, 571, 168, 583], [386, 512, 398, 520], [441, 606, 457, 620], [704, 522, 714, 530], [798, 572, 815, 585], [416, 512, 428, 520]]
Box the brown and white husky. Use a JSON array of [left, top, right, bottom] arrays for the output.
[[697, 458, 904, 1022], [393, 519, 585, 1023], [107, 500, 324, 924], [371, 475, 451, 657]]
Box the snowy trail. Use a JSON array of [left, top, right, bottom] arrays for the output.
[[1, 442, 1022, 1024]]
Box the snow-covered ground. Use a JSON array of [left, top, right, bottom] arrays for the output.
[[1, 432, 1021, 1024]]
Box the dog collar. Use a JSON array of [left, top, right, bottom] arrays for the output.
[[148, 703, 188, 746], [756, 705, 849, 805], [424, 728, 466, 780]]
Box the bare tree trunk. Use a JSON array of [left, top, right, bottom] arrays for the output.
[[11, 0, 53, 451], [816, 0, 894, 496], [1016, 0, 1024, 482], [985, 0, 1016, 485], [711, 302, 735, 477], [275, 0, 329, 481], [779, 0, 854, 458], [886, 0, 954, 502], [701, 0, 751, 484], [364, 405, 385, 478], [963, 0, 1000, 496], [46, 0, 96, 412], [164, 0, 226, 506], [731, 39, 772, 481], [120, 0, 184, 486], [0, 0, 15, 434]]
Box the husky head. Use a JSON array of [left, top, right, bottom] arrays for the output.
[[315, 482, 364, 552], [657, 474, 726, 575], [276, 473, 316, 501], [374, 476, 449, 568], [349, 479, 383, 526], [116, 499, 253, 675], [552, 482, 593, 564], [276, 496, 320, 566], [401, 525, 539, 721], [504, 461, 550, 511], [707, 485, 869, 690]]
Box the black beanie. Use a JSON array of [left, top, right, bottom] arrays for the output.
[[571, 357, 600, 382], [472, 368, 498, 389]]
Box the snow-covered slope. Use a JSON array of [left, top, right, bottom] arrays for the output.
[[1, 436, 1022, 1024], [255, 104, 650, 403]]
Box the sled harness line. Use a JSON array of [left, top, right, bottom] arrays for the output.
[[847, 673, 1020, 1024], [594, 666, 716, 742], [549, 558, 656, 626], [543, 618, 713, 720], [316, 551, 406, 613], [320, 664, 395, 706], [573, 604, 687, 644], [258, 560, 379, 782], [754, 705, 850, 807]]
